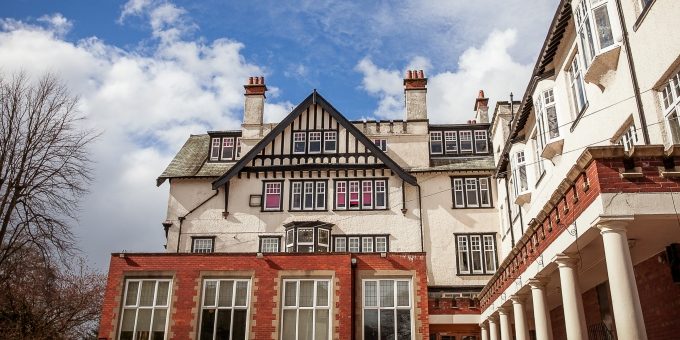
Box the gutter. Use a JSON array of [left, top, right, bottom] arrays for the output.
[[176, 188, 220, 252], [614, 0, 650, 144]]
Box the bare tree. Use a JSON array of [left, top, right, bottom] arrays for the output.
[[0, 72, 96, 268], [0, 72, 102, 338]]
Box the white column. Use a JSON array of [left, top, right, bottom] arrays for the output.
[[480, 322, 489, 340], [511, 294, 530, 340], [489, 315, 500, 340], [554, 253, 588, 340], [498, 307, 512, 340], [528, 278, 553, 340], [598, 219, 648, 340]]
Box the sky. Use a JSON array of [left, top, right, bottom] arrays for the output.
[[0, 0, 557, 270]]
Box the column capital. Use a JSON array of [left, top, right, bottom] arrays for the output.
[[488, 314, 499, 323], [480, 323, 488, 330], [527, 277, 549, 289], [510, 293, 529, 304], [553, 253, 579, 268], [497, 306, 511, 315], [595, 215, 634, 234]]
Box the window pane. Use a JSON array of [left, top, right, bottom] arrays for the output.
[[309, 132, 322, 153], [315, 309, 330, 340], [593, 5, 613, 49], [139, 281, 156, 306], [668, 110, 680, 144], [362, 237, 374, 253], [466, 179, 479, 207], [317, 281, 329, 306], [546, 105, 560, 139], [365, 281, 378, 307], [199, 309, 215, 340], [204, 281, 217, 306], [135, 308, 152, 334], [299, 281, 315, 307], [474, 131, 488, 153], [292, 182, 302, 210], [125, 281, 139, 306], [336, 182, 346, 209], [334, 237, 346, 252], [376, 237, 387, 253], [460, 131, 473, 152], [479, 178, 491, 207], [397, 281, 409, 306], [349, 181, 360, 209], [380, 310, 395, 340], [430, 132, 443, 153], [364, 309, 379, 340], [362, 181, 373, 208], [151, 308, 167, 334], [318, 229, 329, 246], [298, 228, 314, 243], [324, 132, 337, 152], [232, 310, 248, 340], [380, 280, 394, 307], [284, 281, 297, 306], [218, 280, 233, 307], [211, 138, 221, 159], [444, 131, 458, 153], [316, 182, 326, 209], [121, 309, 136, 335], [396, 310, 412, 340], [349, 237, 360, 252], [282, 310, 297, 340], [234, 281, 248, 306], [298, 309, 314, 340], [304, 182, 315, 209], [458, 237, 470, 273], [471, 236, 483, 272], [155, 281, 169, 306], [215, 310, 232, 340], [375, 180, 386, 208]]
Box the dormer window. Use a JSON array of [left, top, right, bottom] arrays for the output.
[[444, 132, 458, 153], [459, 131, 473, 153], [474, 131, 488, 153], [211, 138, 220, 160], [221, 137, 235, 160], [430, 132, 443, 154], [309, 132, 322, 153], [293, 132, 306, 154]]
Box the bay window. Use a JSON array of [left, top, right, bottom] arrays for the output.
[[456, 234, 497, 275], [119, 279, 171, 340], [285, 224, 332, 253], [430, 132, 443, 154], [662, 70, 680, 144], [363, 279, 412, 340], [262, 181, 283, 211], [335, 179, 388, 210], [281, 279, 331, 340], [199, 279, 249, 340], [574, 0, 616, 69], [451, 177, 492, 208]]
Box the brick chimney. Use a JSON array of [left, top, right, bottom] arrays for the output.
[[243, 76, 267, 126], [404, 70, 427, 121], [474, 89, 489, 124]]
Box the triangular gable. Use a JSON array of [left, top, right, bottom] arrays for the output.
[[212, 90, 417, 189]]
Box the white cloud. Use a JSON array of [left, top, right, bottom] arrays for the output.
[[37, 13, 72, 36], [0, 2, 290, 268], [356, 29, 532, 123]]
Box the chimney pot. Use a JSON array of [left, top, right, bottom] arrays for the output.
[[407, 70, 413, 79], [418, 70, 424, 78], [478, 90, 485, 98]]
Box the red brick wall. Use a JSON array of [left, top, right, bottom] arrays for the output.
[[98, 252, 428, 340], [634, 252, 680, 340], [549, 306, 567, 340], [428, 297, 480, 315]]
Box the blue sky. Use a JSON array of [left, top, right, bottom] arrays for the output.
[[0, 0, 557, 269]]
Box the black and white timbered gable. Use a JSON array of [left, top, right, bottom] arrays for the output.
[[212, 91, 417, 189]]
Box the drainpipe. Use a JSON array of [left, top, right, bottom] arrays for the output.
[[351, 257, 357, 340], [503, 176, 516, 247], [416, 184, 425, 252], [176, 188, 220, 252], [615, 0, 650, 144]]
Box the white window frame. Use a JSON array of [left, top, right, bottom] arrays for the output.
[[315, 182, 326, 210], [293, 132, 306, 154], [334, 237, 347, 252], [303, 182, 315, 210], [474, 130, 488, 153], [512, 151, 529, 195], [281, 279, 332, 340], [465, 178, 479, 208], [444, 131, 458, 154], [260, 237, 280, 253], [456, 234, 497, 275], [192, 238, 214, 253], [362, 279, 413, 340], [210, 138, 221, 160], [479, 178, 491, 208], [221, 137, 235, 160], [483, 235, 497, 272], [348, 237, 360, 253], [348, 181, 360, 210], [535, 89, 560, 144], [470, 235, 483, 274], [324, 131, 337, 153], [119, 279, 172, 340], [318, 229, 330, 252], [235, 137, 242, 159], [573, 0, 617, 69], [308, 131, 322, 154], [296, 227, 315, 253], [459, 131, 473, 153], [452, 178, 465, 208], [362, 181, 373, 209], [430, 131, 443, 154], [286, 229, 295, 253], [263, 182, 283, 211], [374, 180, 387, 209], [661, 70, 680, 144], [362, 237, 374, 253], [375, 236, 388, 253], [617, 122, 638, 152], [291, 182, 303, 210], [199, 279, 250, 340], [374, 139, 388, 152], [569, 54, 588, 115], [335, 181, 347, 210]]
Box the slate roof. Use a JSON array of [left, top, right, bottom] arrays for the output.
[[156, 134, 237, 186]]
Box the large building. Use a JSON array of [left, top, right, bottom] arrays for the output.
[[97, 1, 680, 339]]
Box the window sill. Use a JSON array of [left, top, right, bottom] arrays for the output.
[[540, 138, 564, 160], [514, 191, 532, 205], [584, 45, 622, 88], [633, 0, 657, 32]]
